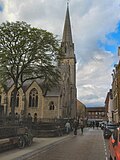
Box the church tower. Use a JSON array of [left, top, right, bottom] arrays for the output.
[[60, 3, 77, 118]]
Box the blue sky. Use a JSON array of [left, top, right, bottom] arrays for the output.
[[0, 0, 120, 107], [0, 0, 4, 11], [98, 22, 120, 54], [0, 5, 3, 12]]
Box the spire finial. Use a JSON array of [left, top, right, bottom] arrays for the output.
[[67, 0, 70, 7]]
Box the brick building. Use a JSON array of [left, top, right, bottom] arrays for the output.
[[86, 107, 106, 121]]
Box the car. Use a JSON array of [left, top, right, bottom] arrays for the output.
[[109, 127, 120, 160], [103, 123, 118, 139]]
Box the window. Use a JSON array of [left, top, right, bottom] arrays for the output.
[[95, 112, 98, 115], [29, 88, 38, 108], [102, 112, 105, 116], [10, 91, 19, 107], [49, 101, 55, 110], [16, 92, 19, 107]]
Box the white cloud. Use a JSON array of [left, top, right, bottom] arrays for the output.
[[0, 0, 120, 107], [76, 50, 115, 106]]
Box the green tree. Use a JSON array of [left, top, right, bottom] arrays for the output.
[[0, 21, 62, 121]]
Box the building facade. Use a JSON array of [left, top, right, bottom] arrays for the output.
[[111, 47, 120, 123], [104, 89, 113, 123], [0, 5, 77, 120], [86, 107, 106, 121], [76, 100, 86, 119]]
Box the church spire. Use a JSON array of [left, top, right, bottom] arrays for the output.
[[62, 2, 73, 43]]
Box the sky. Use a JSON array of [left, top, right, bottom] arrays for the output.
[[0, 0, 120, 107]]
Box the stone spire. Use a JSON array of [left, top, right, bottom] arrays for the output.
[[62, 3, 73, 43]]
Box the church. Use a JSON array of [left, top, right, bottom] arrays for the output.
[[0, 4, 77, 120]]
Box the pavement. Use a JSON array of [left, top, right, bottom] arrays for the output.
[[0, 134, 71, 160], [12, 128, 108, 160]]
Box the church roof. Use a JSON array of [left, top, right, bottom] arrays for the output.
[[45, 86, 61, 97]]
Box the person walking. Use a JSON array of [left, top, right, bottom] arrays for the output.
[[79, 119, 84, 135], [96, 121, 99, 129], [73, 119, 78, 135], [65, 120, 71, 134], [92, 121, 95, 129], [80, 124, 84, 135]]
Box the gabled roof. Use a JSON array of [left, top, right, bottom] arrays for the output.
[[5, 78, 61, 97], [22, 79, 43, 92], [45, 86, 61, 97]]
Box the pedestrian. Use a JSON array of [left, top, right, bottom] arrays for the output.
[[34, 113, 37, 124], [27, 113, 32, 130], [96, 121, 99, 129], [65, 120, 71, 134], [92, 121, 95, 129], [80, 120, 84, 135], [57, 125, 62, 136], [73, 119, 78, 135], [80, 124, 84, 135]]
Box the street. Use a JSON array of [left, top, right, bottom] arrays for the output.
[[14, 128, 110, 160]]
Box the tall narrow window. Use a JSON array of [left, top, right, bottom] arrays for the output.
[[16, 92, 19, 107], [10, 91, 19, 107], [29, 88, 38, 108]]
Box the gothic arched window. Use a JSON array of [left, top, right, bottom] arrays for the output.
[[10, 91, 19, 107], [29, 88, 38, 108], [49, 101, 55, 110]]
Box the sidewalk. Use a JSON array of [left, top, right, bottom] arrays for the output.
[[0, 134, 71, 160]]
